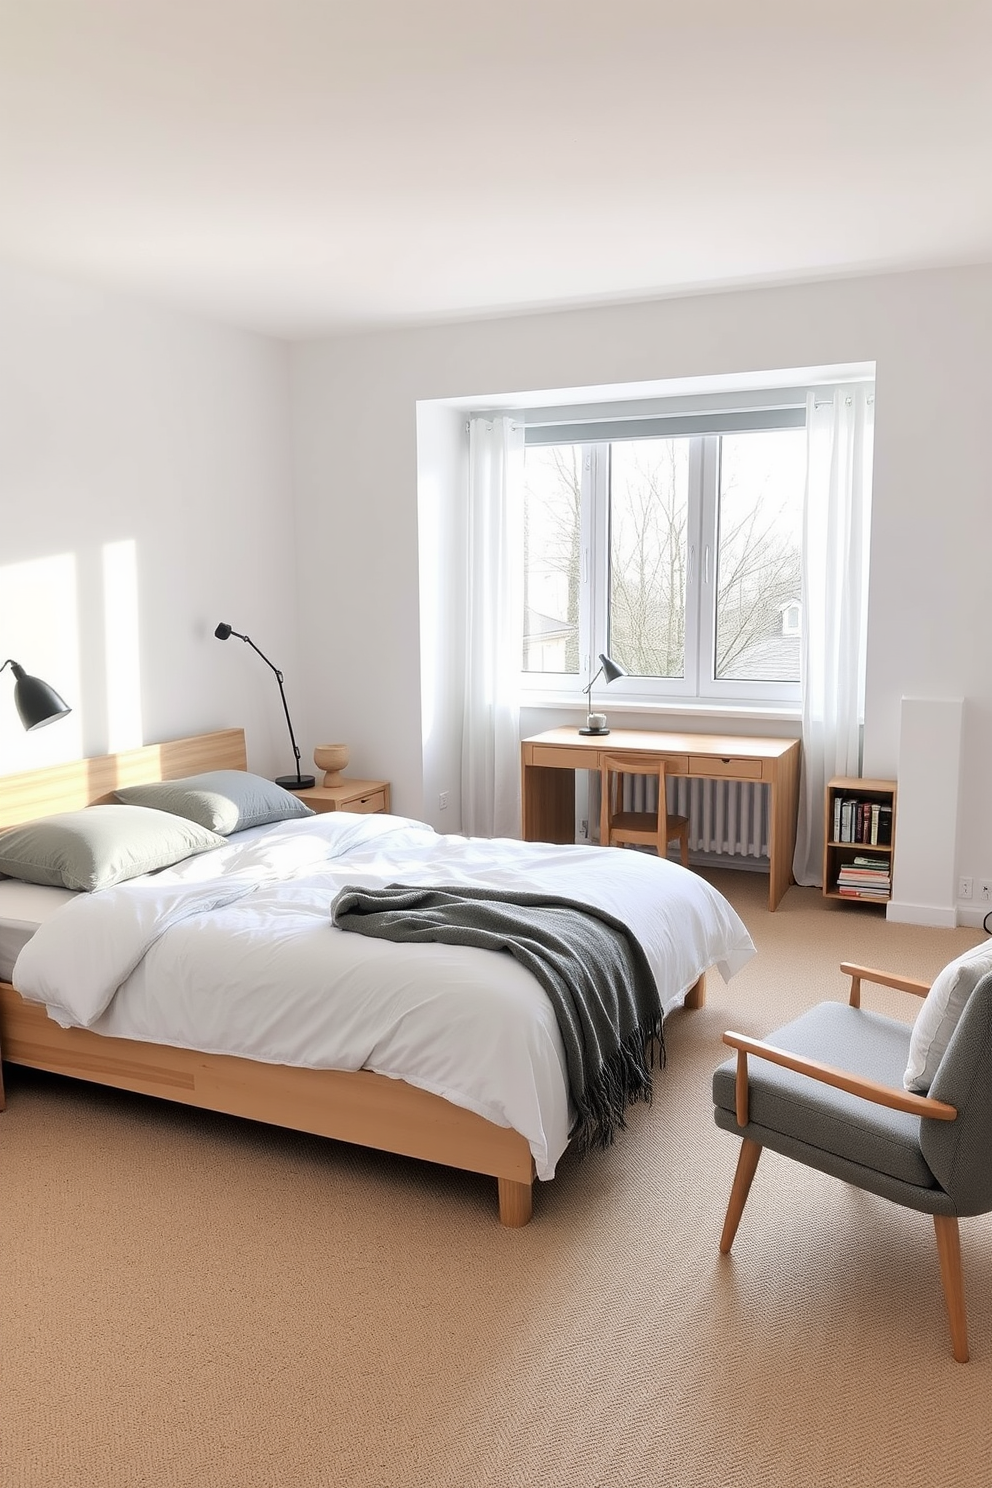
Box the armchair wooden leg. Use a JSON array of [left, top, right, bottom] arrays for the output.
[[933, 1214, 970, 1363], [719, 1138, 762, 1255]]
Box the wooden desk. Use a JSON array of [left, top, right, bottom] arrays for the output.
[[520, 727, 801, 910]]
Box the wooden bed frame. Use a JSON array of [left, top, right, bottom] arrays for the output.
[[0, 729, 704, 1226]]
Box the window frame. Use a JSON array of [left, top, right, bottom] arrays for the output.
[[518, 391, 814, 712]]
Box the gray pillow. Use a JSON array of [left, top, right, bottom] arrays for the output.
[[114, 770, 315, 835], [0, 806, 226, 892]]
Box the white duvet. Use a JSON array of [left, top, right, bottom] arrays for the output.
[[13, 812, 755, 1179]]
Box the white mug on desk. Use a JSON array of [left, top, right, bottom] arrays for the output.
[[586, 713, 607, 732]]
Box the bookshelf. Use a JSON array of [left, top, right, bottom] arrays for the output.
[[823, 777, 896, 905]]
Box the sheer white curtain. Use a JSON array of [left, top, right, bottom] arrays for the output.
[[461, 415, 525, 838], [793, 385, 875, 885]]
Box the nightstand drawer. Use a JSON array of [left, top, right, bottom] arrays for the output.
[[342, 788, 387, 814]]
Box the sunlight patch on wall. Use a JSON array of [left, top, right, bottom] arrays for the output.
[[0, 553, 82, 771], [103, 539, 143, 753]]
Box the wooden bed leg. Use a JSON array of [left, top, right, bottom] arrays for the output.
[[498, 1177, 533, 1227], [683, 973, 706, 1010]]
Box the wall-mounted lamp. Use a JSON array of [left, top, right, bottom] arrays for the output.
[[214, 624, 314, 790], [0, 659, 72, 730], [579, 652, 626, 736]]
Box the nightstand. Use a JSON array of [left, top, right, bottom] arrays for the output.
[[295, 779, 391, 816]]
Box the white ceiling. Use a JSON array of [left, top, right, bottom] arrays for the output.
[[1, 1, 990, 340]]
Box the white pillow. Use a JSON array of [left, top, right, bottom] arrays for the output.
[[903, 940, 992, 1092]]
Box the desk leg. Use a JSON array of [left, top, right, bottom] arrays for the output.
[[521, 764, 576, 843], [767, 747, 801, 910]]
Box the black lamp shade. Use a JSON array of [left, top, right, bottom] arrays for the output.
[[11, 663, 72, 730]]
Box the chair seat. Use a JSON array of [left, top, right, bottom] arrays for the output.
[[610, 809, 689, 843], [713, 1002, 937, 1190]]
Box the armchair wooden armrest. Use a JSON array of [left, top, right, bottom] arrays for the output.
[[840, 961, 932, 1007], [721, 1029, 958, 1128]]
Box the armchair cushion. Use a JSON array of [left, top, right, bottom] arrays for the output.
[[713, 1002, 936, 1190], [904, 941, 992, 1093]]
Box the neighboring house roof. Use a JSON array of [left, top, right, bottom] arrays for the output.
[[721, 633, 800, 682], [523, 607, 572, 642]]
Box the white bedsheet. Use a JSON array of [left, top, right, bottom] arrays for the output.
[[0, 880, 79, 980], [13, 812, 755, 1179]]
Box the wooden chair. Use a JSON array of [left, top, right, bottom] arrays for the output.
[[712, 961, 992, 1363], [600, 753, 690, 868]]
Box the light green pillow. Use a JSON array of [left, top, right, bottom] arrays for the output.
[[114, 769, 314, 835], [0, 806, 225, 892]]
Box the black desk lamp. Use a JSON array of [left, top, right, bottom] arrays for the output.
[[214, 624, 314, 790], [579, 652, 627, 736], [1, 659, 72, 729]]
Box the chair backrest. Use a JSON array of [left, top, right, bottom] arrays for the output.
[[920, 970, 992, 1216], [601, 753, 670, 846], [601, 753, 665, 811]]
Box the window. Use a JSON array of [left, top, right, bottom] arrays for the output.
[[520, 395, 809, 707]]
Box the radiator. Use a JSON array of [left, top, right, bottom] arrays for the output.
[[600, 774, 770, 862]]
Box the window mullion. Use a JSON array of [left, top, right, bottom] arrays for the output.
[[585, 444, 609, 677], [683, 437, 711, 695]]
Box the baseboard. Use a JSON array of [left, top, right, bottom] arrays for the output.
[[886, 899, 958, 928], [953, 905, 992, 930], [687, 851, 769, 874]]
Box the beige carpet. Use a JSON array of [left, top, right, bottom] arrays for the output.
[[3, 872, 991, 1488]]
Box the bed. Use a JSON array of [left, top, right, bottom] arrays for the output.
[[0, 729, 755, 1225]]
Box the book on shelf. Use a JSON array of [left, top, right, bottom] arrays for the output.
[[832, 794, 894, 847], [876, 804, 893, 846]]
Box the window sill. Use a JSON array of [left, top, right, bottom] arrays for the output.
[[520, 695, 802, 725]]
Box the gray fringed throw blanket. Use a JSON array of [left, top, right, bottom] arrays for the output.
[[330, 882, 665, 1154]]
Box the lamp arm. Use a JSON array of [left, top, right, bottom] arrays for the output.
[[233, 631, 304, 783], [583, 663, 604, 704]]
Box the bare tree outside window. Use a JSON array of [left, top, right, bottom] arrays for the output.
[[522, 445, 581, 674], [609, 439, 688, 678], [715, 430, 804, 682]]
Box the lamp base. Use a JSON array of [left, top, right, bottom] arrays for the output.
[[276, 774, 316, 791], [578, 726, 610, 736]]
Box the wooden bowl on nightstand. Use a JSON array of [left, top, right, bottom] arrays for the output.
[[313, 743, 350, 787]]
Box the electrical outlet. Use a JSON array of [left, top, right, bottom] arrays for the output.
[[959, 877, 974, 900], [980, 880, 992, 903], [438, 791, 449, 810]]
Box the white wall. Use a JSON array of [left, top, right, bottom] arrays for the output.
[[1, 261, 300, 778], [291, 264, 992, 922]]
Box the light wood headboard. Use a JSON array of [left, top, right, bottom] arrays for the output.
[[0, 729, 248, 831]]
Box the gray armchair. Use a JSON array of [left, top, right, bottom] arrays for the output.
[[712, 962, 992, 1362]]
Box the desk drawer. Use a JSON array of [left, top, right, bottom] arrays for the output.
[[528, 746, 586, 770], [690, 755, 763, 781]]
